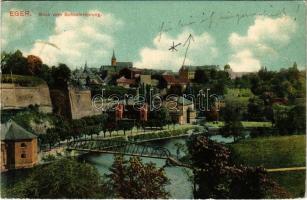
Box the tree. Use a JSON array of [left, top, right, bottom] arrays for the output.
[[26, 55, 43, 75], [187, 135, 232, 198], [118, 120, 134, 135], [187, 135, 290, 199], [273, 104, 291, 134], [288, 104, 306, 133], [3, 158, 106, 198], [1, 50, 29, 75], [148, 106, 171, 129], [106, 156, 170, 198], [224, 64, 231, 70], [247, 96, 265, 121], [41, 128, 60, 149], [220, 102, 244, 142], [157, 106, 171, 128], [194, 69, 209, 84], [229, 166, 290, 199], [51, 64, 71, 88]]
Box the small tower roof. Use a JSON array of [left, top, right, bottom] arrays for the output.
[[112, 50, 116, 60], [1, 120, 37, 141]]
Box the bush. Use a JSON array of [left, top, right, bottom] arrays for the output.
[[128, 126, 198, 141], [1, 74, 46, 86], [41, 154, 56, 162]]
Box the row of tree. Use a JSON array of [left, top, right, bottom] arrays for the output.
[[39, 106, 175, 149], [234, 64, 305, 101]]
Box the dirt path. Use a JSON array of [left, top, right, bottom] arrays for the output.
[[267, 166, 306, 172]]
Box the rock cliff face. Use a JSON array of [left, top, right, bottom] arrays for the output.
[[50, 87, 101, 120], [67, 87, 101, 119], [1, 83, 101, 119], [1, 83, 52, 113]]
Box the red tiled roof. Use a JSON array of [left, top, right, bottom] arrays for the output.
[[130, 68, 143, 72], [271, 98, 288, 105], [116, 76, 135, 85], [162, 75, 189, 85]]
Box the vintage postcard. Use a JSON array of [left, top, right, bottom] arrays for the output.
[[0, 0, 306, 199]]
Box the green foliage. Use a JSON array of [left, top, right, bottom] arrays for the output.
[[117, 120, 134, 135], [11, 110, 56, 134], [247, 96, 266, 121], [41, 154, 56, 162], [2, 158, 106, 198], [187, 135, 290, 198], [230, 135, 306, 197], [229, 135, 306, 169], [92, 85, 136, 97], [31, 114, 109, 148], [234, 65, 306, 100], [229, 166, 290, 199], [40, 129, 60, 149], [273, 104, 306, 134], [1, 50, 29, 75], [1, 50, 73, 88], [193, 67, 231, 95], [1, 74, 46, 86], [287, 104, 306, 133], [105, 156, 170, 198], [128, 126, 199, 141], [146, 106, 171, 128], [269, 171, 306, 198], [50, 64, 71, 88], [220, 102, 244, 142]]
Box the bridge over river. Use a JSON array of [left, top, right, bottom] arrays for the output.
[[66, 139, 192, 168]]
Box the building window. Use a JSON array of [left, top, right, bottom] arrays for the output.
[[21, 153, 27, 158], [20, 143, 27, 148]]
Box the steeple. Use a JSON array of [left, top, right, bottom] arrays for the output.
[[84, 60, 88, 72], [112, 50, 116, 60], [111, 50, 117, 66]]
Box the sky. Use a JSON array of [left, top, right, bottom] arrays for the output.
[[1, 1, 306, 72]]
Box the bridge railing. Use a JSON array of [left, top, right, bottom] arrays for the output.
[[66, 139, 172, 159]]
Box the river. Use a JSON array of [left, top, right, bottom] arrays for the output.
[[79, 135, 235, 198]]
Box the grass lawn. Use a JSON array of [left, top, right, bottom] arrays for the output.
[[269, 171, 305, 198], [206, 121, 272, 128], [230, 135, 305, 168], [230, 135, 306, 197]]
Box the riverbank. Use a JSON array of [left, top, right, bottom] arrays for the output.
[[38, 124, 203, 163]]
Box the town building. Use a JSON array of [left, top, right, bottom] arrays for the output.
[[105, 99, 148, 126], [161, 74, 189, 89], [139, 74, 159, 87], [1, 120, 38, 171], [113, 103, 148, 122], [116, 76, 136, 88], [119, 67, 143, 79], [164, 97, 197, 125], [71, 62, 104, 87], [224, 65, 253, 79]]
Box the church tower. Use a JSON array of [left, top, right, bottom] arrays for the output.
[[111, 50, 117, 66]]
